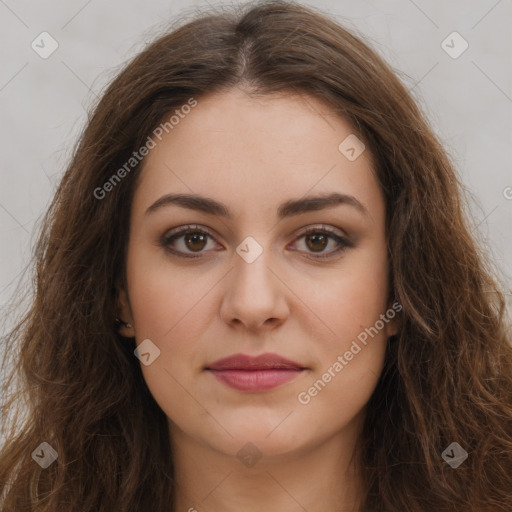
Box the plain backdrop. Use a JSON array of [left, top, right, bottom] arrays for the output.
[[1, 0, 511, 327]]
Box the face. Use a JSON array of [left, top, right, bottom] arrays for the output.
[[118, 87, 397, 461]]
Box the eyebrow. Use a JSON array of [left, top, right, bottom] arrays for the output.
[[145, 192, 370, 220]]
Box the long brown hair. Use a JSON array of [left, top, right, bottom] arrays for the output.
[[1, 1, 511, 510]]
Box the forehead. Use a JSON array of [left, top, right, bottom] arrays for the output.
[[133, 88, 383, 225]]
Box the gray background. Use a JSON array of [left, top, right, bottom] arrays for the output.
[[1, 0, 511, 324]]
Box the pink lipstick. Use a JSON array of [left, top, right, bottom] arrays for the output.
[[206, 353, 306, 392]]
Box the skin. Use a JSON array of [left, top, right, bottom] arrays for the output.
[[118, 87, 398, 512]]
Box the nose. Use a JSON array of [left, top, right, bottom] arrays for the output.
[[218, 245, 290, 332]]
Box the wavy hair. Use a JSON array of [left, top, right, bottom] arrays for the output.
[[1, 1, 511, 510]]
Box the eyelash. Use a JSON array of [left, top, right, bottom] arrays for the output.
[[160, 224, 353, 260]]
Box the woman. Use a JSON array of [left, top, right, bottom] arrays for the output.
[[1, 1, 511, 510]]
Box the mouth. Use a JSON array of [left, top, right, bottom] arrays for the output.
[[205, 353, 307, 392]]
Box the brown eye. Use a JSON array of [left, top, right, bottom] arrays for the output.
[[291, 226, 354, 259], [183, 232, 208, 252], [160, 225, 218, 258], [305, 232, 328, 252]]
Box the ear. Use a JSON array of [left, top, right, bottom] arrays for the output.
[[116, 286, 135, 337]]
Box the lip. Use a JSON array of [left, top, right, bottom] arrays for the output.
[[207, 353, 305, 371], [205, 353, 306, 392]]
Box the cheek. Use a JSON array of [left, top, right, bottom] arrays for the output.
[[126, 244, 219, 340], [300, 244, 390, 347], [125, 253, 220, 430], [304, 280, 389, 380], [294, 264, 391, 431], [294, 243, 390, 404], [125, 249, 222, 406]]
